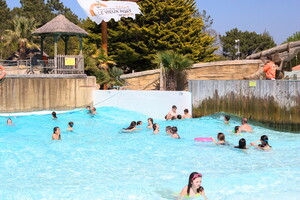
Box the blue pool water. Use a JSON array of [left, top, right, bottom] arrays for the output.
[[0, 107, 300, 200]]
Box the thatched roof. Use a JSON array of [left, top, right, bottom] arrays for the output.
[[32, 15, 88, 36]]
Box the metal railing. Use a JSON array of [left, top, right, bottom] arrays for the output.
[[0, 55, 84, 75]]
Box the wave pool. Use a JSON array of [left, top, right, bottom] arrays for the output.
[[0, 107, 300, 200]]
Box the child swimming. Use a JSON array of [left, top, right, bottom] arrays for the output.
[[171, 126, 180, 139], [180, 172, 207, 199], [165, 126, 172, 134], [123, 121, 137, 132], [182, 109, 192, 119], [212, 132, 228, 145], [67, 122, 74, 131], [233, 126, 241, 135], [234, 138, 247, 149], [52, 111, 57, 119], [153, 123, 160, 134], [52, 127, 61, 140], [147, 118, 154, 129], [224, 115, 230, 124], [250, 135, 272, 151], [6, 118, 13, 125]]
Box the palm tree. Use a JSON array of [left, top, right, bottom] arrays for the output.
[[3, 16, 38, 60], [153, 50, 193, 91]]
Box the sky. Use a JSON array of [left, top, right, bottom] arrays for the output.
[[6, 0, 300, 44]]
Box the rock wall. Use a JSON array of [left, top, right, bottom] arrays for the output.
[[189, 80, 300, 132], [0, 75, 96, 113], [121, 60, 262, 90]]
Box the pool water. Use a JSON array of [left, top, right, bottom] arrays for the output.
[[0, 107, 300, 200]]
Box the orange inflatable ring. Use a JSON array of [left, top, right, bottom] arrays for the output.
[[0, 65, 6, 79]]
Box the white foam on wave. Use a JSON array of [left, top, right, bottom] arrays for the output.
[[0, 109, 82, 117]]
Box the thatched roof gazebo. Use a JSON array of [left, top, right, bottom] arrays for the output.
[[32, 15, 88, 74], [33, 14, 88, 57]]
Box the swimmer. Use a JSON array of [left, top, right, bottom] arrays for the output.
[[123, 121, 137, 132], [147, 118, 154, 129], [52, 127, 61, 140], [211, 132, 228, 145], [233, 126, 241, 135], [239, 117, 253, 132], [224, 115, 230, 124], [234, 138, 247, 149], [153, 123, 160, 134], [180, 172, 207, 199], [182, 109, 192, 119], [165, 126, 172, 134], [6, 118, 13, 125], [52, 111, 57, 119], [137, 121, 142, 126], [166, 105, 177, 120], [177, 114, 182, 120], [67, 122, 74, 131], [171, 126, 180, 139], [86, 106, 92, 114], [91, 107, 97, 115], [250, 135, 272, 151]]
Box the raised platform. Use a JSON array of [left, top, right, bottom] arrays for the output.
[[0, 75, 96, 113]]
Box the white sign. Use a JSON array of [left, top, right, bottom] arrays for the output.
[[77, 0, 141, 24]]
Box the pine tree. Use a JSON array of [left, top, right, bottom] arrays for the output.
[[220, 28, 276, 60], [84, 0, 218, 72], [0, 0, 11, 34], [13, 0, 52, 26], [0, 0, 11, 59]]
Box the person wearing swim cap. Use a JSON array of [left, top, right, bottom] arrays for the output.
[[250, 135, 272, 151], [180, 172, 207, 199]]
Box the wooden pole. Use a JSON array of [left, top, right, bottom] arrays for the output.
[[54, 35, 58, 74], [101, 21, 108, 56], [100, 0, 139, 69], [79, 36, 83, 55]]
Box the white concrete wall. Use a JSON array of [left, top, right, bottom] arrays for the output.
[[93, 90, 192, 119]]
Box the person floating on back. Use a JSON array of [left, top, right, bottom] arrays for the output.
[[224, 115, 230, 124], [239, 118, 253, 132], [52, 111, 57, 119], [67, 122, 74, 131], [250, 135, 272, 151], [52, 127, 61, 140], [180, 172, 207, 199], [166, 105, 177, 120], [182, 109, 192, 119]]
